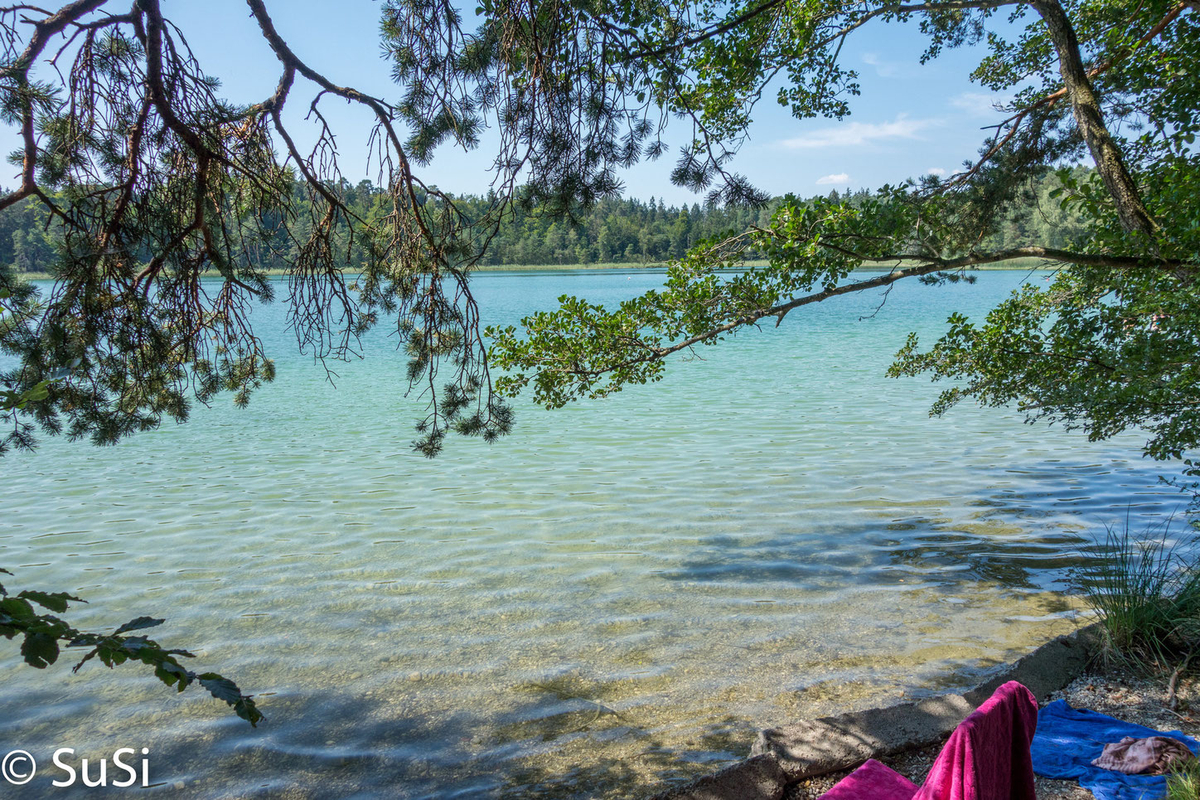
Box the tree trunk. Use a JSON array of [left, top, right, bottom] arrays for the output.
[[1032, 0, 1159, 238]]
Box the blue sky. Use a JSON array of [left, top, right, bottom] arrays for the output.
[[4, 0, 1018, 205]]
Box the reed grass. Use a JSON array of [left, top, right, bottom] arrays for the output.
[[1082, 518, 1200, 673], [1166, 757, 1200, 800]]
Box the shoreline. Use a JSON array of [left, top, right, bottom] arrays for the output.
[[11, 259, 1056, 282], [652, 624, 1099, 800]]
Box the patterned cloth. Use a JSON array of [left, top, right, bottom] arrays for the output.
[[1092, 736, 1196, 776]]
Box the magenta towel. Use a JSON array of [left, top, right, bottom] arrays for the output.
[[818, 681, 1039, 800], [820, 758, 919, 800], [913, 681, 1039, 800]]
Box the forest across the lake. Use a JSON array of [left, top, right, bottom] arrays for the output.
[[0, 167, 1091, 276]]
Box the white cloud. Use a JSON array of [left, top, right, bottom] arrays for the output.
[[927, 167, 947, 176], [816, 173, 851, 185], [780, 115, 936, 149], [862, 52, 902, 78], [950, 92, 1011, 117]]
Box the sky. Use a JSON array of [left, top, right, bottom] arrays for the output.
[[2, 0, 1019, 206]]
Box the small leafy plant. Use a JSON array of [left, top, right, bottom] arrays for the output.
[[0, 568, 262, 726]]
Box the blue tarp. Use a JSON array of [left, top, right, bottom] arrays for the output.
[[1031, 699, 1199, 800]]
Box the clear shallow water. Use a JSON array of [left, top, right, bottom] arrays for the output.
[[0, 269, 1184, 798]]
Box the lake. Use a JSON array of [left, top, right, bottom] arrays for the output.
[[0, 269, 1183, 798]]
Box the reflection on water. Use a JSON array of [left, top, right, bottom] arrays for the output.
[[0, 270, 1185, 798]]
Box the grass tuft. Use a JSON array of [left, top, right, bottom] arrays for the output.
[[1082, 518, 1200, 674], [1167, 757, 1200, 800]]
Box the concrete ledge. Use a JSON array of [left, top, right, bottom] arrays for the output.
[[648, 623, 1099, 799], [752, 693, 974, 781]]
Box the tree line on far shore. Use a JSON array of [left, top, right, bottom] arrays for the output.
[[0, 168, 1092, 275]]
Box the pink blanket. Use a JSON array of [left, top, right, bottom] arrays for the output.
[[819, 681, 1039, 800], [821, 758, 919, 800]]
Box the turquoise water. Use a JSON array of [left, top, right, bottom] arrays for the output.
[[0, 269, 1182, 798]]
